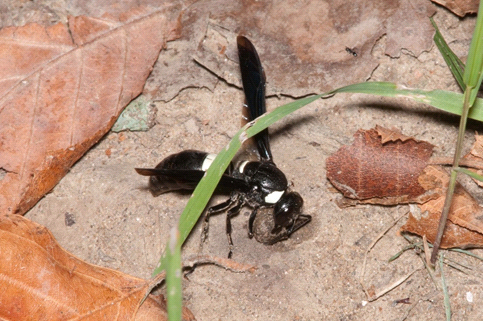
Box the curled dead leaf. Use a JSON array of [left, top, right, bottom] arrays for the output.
[[430, 0, 479, 17], [326, 126, 437, 206]]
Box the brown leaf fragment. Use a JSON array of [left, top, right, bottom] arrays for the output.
[[463, 134, 483, 187], [469, 134, 483, 159], [420, 166, 483, 235], [375, 125, 416, 144], [0, 214, 195, 321], [326, 127, 436, 206], [402, 212, 483, 249], [431, 0, 479, 17], [0, 6, 181, 215], [401, 165, 483, 248]]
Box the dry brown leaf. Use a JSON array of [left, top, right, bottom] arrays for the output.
[[0, 6, 181, 215], [328, 126, 483, 248], [418, 165, 483, 233], [401, 166, 483, 248], [326, 126, 437, 206], [469, 134, 483, 159], [431, 0, 479, 17], [0, 214, 195, 321], [375, 125, 416, 144], [402, 213, 483, 249], [463, 134, 483, 187]]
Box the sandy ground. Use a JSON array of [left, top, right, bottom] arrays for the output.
[[10, 1, 483, 320]]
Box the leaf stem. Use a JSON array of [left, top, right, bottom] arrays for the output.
[[430, 87, 473, 264]]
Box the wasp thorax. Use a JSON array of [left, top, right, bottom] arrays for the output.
[[238, 161, 288, 203]]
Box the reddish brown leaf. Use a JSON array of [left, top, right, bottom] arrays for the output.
[[401, 166, 483, 248], [0, 6, 181, 215], [430, 0, 479, 17], [326, 126, 437, 206], [419, 165, 483, 231], [469, 134, 483, 159], [401, 165, 483, 248], [375, 125, 417, 144], [402, 212, 483, 249], [463, 134, 483, 187], [0, 214, 195, 321]]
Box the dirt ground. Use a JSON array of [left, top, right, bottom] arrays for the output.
[[10, 1, 483, 320]]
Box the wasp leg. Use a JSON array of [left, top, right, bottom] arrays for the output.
[[265, 214, 312, 245], [200, 193, 239, 250], [247, 207, 260, 238], [286, 214, 312, 235], [225, 194, 244, 258]]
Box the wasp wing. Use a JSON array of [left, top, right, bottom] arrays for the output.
[[135, 168, 250, 196], [237, 36, 272, 162]]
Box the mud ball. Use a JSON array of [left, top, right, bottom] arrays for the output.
[[252, 207, 287, 245]]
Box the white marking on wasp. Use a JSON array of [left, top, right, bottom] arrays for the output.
[[242, 103, 250, 121], [265, 190, 284, 204], [238, 160, 249, 173], [202, 153, 217, 171]]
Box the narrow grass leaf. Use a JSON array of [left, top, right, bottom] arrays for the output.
[[450, 248, 483, 261], [463, 0, 483, 105], [440, 255, 452, 321], [431, 17, 465, 90], [388, 244, 418, 262], [455, 167, 483, 182], [328, 82, 483, 121], [166, 227, 182, 321]]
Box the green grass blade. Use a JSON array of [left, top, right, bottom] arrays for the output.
[[440, 255, 452, 321], [431, 5, 483, 264], [463, 0, 483, 105], [166, 228, 182, 321], [327, 82, 483, 121], [455, 167, 483, 182], [431, 17, 465, 90], [450, 248, 483, 261], [388, 244, 419, 262]]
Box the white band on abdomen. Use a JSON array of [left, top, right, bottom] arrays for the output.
[[265, 190, 284, 204], [238, 160, 249, 173], [202, 153, 217, 171]]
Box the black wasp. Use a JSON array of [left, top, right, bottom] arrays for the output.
[[136, 36, 311, 256]]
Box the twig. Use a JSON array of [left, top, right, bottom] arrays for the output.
[[423, 235, 432, 269], [430, 157, 483, 170], [366, 268, 423, 302], [431, 61, 477, 264], [360, 211, 407, 300], [183, 254, 257, 273]]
